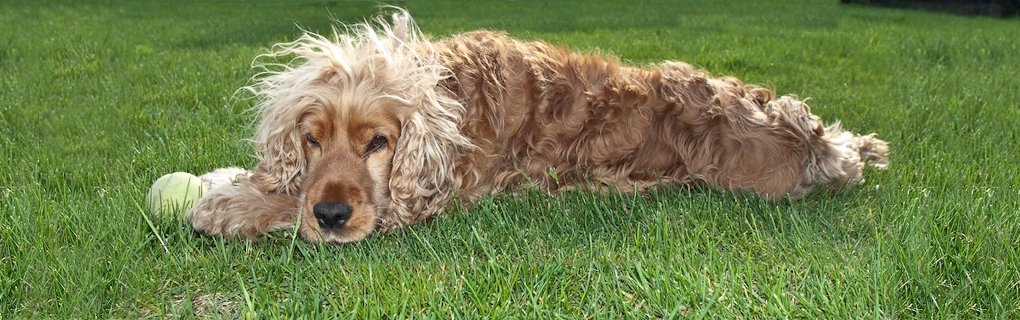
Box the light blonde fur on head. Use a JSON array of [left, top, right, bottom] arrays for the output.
[[244, 11, 461, 196], [190, 10, 475, 242], [189, 9, 889, 244]]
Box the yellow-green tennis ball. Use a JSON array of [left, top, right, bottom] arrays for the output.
[[147, 172, 206, 220]]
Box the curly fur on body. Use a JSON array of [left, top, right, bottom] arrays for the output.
[[189, 10, 889, 243]]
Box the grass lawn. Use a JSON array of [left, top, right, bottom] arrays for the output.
[[2, 0, 1018, 317]]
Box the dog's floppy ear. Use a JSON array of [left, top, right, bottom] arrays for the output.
[[243, 33, 336, 195], [386, 89, 473, 229], [249, 97, 314, 195]]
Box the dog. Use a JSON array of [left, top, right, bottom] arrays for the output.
[[188, 11, 889, 243]]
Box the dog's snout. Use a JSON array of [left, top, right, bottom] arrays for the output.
[[313, 202, 353, 229]]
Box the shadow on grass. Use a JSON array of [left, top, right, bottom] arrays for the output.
[[361, 181, 884, 263], [163, 180, 883, 264]]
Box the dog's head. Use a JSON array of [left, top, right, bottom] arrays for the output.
[[244, 12, 471, 243]]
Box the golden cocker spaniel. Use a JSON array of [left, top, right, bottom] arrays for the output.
[[189, 11, 889, 243]]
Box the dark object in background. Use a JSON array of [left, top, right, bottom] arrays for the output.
[[841, 0, 1019, 17]]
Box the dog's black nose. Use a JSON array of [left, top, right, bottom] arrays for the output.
[[313, 202, 353, 229]]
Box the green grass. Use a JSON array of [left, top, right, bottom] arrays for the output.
[[2, 0, 1018, 317]]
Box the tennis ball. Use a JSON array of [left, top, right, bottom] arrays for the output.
[[147, 172, 206, 220]]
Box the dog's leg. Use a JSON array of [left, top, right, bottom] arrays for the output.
[[657, 62, 888, 199], [188, 175, 297, 240], [853, 133, 890, 169], [765, 96, 889, 198], [197, 167, 249, 191], [656, 66, 803, 198]]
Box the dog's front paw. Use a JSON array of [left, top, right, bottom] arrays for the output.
[[187, 187, 240, 237], [187, 182, 296, 240]]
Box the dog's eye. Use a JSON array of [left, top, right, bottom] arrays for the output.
[[366, 135, 388, 154], [305, 134, 320, 148]]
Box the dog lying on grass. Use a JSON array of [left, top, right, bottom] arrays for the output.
[[189, 10, 889, 243]]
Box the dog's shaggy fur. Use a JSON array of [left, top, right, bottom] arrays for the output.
[[189, 11, 889, 243]]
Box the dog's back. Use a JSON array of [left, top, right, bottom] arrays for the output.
[[431, 31, 888, 200]]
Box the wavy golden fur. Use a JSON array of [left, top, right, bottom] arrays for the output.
[[189, 11, 889, 243]]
